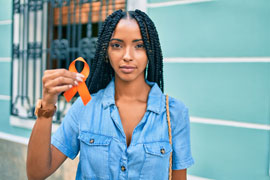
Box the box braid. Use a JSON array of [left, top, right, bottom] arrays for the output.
[[86, 9, 164, 94], [87, 10, 123, 93], [133, 10, 164, 91]]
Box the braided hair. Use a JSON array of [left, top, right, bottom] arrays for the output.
[[86, 9, 164, 93]]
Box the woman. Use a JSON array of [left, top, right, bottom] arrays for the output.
[[27, 9, 194, 180]]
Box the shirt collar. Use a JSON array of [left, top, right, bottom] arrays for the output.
[[102, 77, 164, 114]]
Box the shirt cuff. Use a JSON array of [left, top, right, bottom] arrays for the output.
[[172, 157, 195, 170], [51, 137, 77, 160]]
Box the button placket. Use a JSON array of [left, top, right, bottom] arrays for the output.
[[119, 157, 128, 180], [120, 156, 127, 173]]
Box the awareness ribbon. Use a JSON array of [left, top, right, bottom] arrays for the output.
[[64, 57, 91, 105]]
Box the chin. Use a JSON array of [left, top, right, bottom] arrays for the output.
[[115, 73, 141, 82], [118, 75, 137, 82]]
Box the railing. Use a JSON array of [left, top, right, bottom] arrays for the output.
[[11, 0, 126, 123]]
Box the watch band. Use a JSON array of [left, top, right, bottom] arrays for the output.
[[34, 99, 56, 118]]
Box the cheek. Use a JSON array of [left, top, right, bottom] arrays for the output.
[[109, 57, 117, 70], [108, 49, 120, 67], [108, 49, 123, 61], [135, 51, 148, 67]]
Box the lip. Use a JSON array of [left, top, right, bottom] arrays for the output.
[[119, 65, 136, 73]]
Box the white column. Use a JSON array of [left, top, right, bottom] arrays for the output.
[[127, 0, 148, 13]]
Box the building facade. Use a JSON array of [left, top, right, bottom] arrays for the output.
[[0, 0, 269, 179]]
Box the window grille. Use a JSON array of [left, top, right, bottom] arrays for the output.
[[11, 0, 126, 125]]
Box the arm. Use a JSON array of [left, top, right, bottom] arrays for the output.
[[27, 114, 67, 179], [26, 69, 83, 179], [172, 169, 187, 180], [169, 98, 195, 179]]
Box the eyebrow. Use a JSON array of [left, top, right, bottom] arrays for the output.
[[133, 39, 143, 43], [110, 38, 123, 42], [110, 38, 143, 43]]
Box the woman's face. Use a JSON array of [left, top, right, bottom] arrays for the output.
[[107, 18, 148, 82]]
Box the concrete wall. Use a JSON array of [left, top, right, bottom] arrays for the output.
[[0, 138, 78, 180]]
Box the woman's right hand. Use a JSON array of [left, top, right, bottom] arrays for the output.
[[41, 69, 85, 108]]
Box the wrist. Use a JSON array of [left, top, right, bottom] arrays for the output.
[[42, 100, 56, 109], [35, 99, 57, 118]]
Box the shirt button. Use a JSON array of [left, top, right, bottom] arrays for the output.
[[89, 139, 94, 144], [160, 148, 165, 154], [121, 165, 126, 172]]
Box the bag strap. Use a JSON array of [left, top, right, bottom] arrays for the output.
[[166, 94, 172, 180]]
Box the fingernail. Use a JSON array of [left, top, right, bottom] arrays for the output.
[[76, 73, 85, 78], [76, 76, 83, 82], [74, 81, 78, 86], [69, 85, 72, 88]]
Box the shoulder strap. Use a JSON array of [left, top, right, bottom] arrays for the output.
[[166, 94, 172, 180]]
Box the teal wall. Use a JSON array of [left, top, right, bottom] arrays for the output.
[[148, 0, 270, 179], [0, 1, 12, 21], [190, 123, 269, 180], [0, 0, 31, 138], [148, 0, 270, 57], [164, 63, 270, 125]]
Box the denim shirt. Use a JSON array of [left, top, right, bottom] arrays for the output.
[[51, 78, 194, 180]]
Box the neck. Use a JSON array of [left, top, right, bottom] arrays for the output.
[[114, 75, 151, 102]]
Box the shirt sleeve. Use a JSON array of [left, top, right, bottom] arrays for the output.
[[169, 97, 195, 170], [51, 97, 83, 160]]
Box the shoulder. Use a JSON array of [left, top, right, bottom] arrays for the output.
[[168, 96, 187, 113], [167, 96, 189, 131]]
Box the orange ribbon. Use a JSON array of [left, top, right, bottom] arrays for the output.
[[64, 57, 91, 106]]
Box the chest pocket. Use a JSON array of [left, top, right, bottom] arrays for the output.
[[78, 131, 112, 179], [140, 141, 172, 180]]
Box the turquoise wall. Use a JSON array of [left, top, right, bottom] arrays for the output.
[[148, 0, 270, 179], [148, 0, 270, 57], [0, 0, 31, 138], [164, 63, 270, 125]]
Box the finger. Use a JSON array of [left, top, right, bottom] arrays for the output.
[[48, 84, 73, 94], [43, 69, 59, 74], [43, 69, 85, 84], [44, 69, 78, 80], [44, 76, 79, 90]]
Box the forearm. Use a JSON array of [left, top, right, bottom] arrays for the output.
[[26, 69, 80, 179], [172, 169, 187, 180], [26, 116, 53, 179]]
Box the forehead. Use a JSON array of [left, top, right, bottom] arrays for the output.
[[111, 19, 142, 39]]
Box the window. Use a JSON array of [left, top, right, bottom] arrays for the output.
[[10, 0, 126, 130]]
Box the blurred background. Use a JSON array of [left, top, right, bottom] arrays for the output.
[[0, 0, 269, 179]]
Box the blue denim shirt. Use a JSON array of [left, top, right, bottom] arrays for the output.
[[51, 77, 194, 180]]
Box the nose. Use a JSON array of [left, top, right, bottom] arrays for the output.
[[123, 46, 133, 62]]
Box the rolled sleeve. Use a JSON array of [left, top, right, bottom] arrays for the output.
[[51, 97, 82, 160], [169, 98, 195, 170]]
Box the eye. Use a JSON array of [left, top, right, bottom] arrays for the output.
[[135, 44, 145, 49], [110, 43, 121, 49]]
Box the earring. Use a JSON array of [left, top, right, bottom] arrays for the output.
[[145, 60, 149, 71]]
